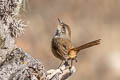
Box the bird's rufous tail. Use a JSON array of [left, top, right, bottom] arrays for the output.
[[71, 39, 101, 54]]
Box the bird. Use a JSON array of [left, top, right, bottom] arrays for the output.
[[51, 18, 100, 68]]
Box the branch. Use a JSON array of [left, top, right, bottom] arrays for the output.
[[0, 0, 76, 80], [47, 64, 76, 80], [0, 48, 47, 80]]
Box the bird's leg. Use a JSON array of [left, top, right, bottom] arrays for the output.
[[70, 59, 73, 69], [58, 60, 64, 68], [69, 57, 77, 69], [74, 57, 78, 63], [63, 54, 69, 66], [64, 58, 69, 66]]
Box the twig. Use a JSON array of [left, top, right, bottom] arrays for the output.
[[47, 63, 76, 80]]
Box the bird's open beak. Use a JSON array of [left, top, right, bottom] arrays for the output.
[[58, 18, 62, 25]]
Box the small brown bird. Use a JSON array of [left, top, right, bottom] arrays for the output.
[[51, 18, 100, 67]]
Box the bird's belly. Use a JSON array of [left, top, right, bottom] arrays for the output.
[[52, 48, 65, 60]]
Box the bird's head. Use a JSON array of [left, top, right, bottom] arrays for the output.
[[55, 18, 71, 39]]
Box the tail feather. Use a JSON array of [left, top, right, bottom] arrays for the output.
[[71, 39, 101, 53]]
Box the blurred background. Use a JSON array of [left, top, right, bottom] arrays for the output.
[[16, 0, 120, 80]]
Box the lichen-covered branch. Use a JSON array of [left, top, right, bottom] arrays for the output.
[[0, 0, 76, 80], [0, 48, 47, 80], [47, 64, 76, 80], [0, 0, 25, 64]]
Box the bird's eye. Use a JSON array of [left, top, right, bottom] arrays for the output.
[[62, 26, 65, 30]]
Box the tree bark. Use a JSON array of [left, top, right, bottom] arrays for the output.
[[0, 0, 75, 80]]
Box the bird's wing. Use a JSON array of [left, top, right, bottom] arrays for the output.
[[53, 38, 72, 58]]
